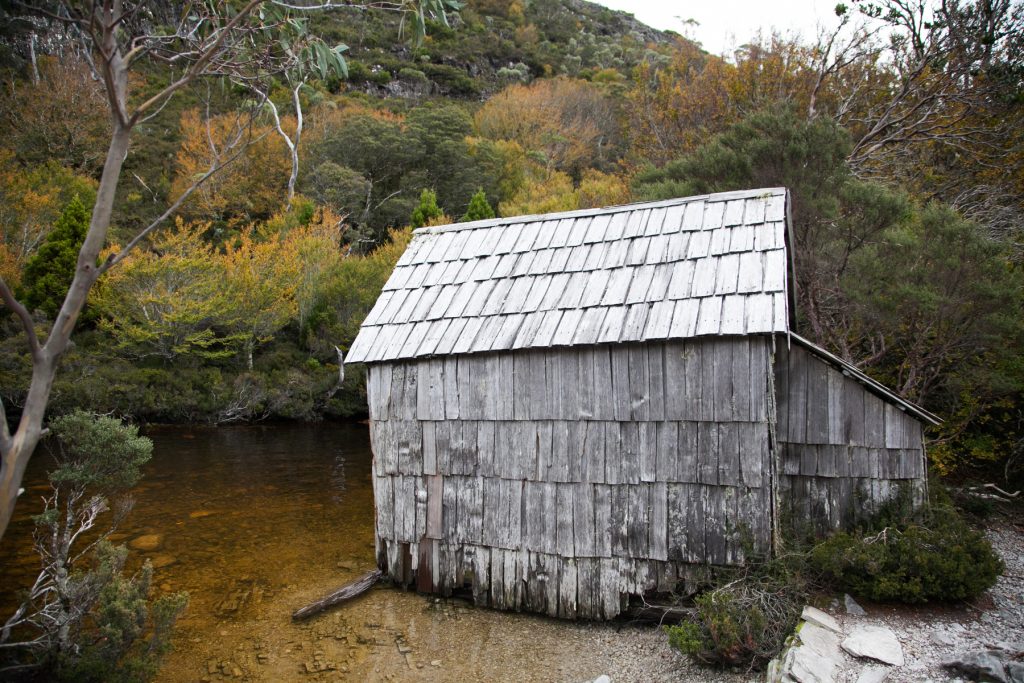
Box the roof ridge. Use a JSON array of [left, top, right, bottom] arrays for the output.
[[414, 187, 787, 236]]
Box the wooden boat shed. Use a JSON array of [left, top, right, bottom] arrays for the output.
[[345, 187, 939, 620]]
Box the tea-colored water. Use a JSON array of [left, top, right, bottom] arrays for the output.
[[0, 423, 682, 682]]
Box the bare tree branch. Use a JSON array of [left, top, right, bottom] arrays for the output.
[[0, 278, 42, 362]]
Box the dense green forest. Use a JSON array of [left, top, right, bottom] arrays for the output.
[[0, 0, 1022, 484]]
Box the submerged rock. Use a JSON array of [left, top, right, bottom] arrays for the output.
[[149, 554, 177, 569], [128, 533, 163, 551]]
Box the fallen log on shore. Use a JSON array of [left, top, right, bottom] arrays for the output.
[[292, 569, 382, 621]]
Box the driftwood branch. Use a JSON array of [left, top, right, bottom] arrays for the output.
[[292, 569, 381, 621]]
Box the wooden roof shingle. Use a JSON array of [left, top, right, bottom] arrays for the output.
[[347, 188, 791, 364]]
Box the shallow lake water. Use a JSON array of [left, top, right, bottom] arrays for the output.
[[0, 422, 691, 682]]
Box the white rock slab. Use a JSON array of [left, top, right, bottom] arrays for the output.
[[799, 622, 843, 661], [855, 665, 890, 683], [790, 645, 838, 683], [842, 625, 905, 666], [802, 606, 842, 634]]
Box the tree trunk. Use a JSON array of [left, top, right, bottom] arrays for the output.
[[0, 123, 132, 540]]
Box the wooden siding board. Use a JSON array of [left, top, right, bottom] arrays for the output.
[[806, 357, 830, 444], [697, 422, 719, 485]]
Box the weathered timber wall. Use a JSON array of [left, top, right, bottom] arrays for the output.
[[774, 342, 926, 534], [368, 337, 774, 619]]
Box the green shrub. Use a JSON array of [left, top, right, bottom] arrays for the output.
[[809, 503, 1003, 603], [665, 555, 806, 670]]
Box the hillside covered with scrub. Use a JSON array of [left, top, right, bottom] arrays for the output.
[[0, 0, 1022, 488]]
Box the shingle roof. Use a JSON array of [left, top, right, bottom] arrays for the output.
[[346, 188, 791, 364]]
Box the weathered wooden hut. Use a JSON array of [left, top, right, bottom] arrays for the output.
[[345, 187, 939, 619]]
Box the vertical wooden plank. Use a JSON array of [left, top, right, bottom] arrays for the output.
[[717, 422, 740, 486], [443, 357, 459, 419], [817, 443, 837, 477], [723, 486, 740, 564], [401, 363, 418, 421], [639, 422, 658, 482], [573, 483, 596, 556], [593, 347, 615, 420], [600, 559, 622, 619], [594, 484, 612, 557], [522, 481, 543, 551], [532, 421, 551, 481], [456, 356, 474, 420], [490, 548, 506, 610], [544, 352, 560, 421], [482, 477, 501, 546], [731, 338, 750, 421], [738, 422, 764, 487], [627, 484, 650, 558], [549, 421, 571, 482], [433, 420, 450, 474], [864, 393, 885, 447], [581, 420, 606, 483], [750, 340, 768, 422], [701, 341, 718, 422], [604, 422, 622, 484], [655, 421, 678, 481], [446, 421, 466, 475], [827, 368, 844, 444], [513, 353, 531, 419], [650, 481, 668, 561], [483, 355, 502, 420], [422, 421, 437, 475], [374, 474, 395, 542], [677, 421, 698, 483], [628, 344, 651, 421], [426, 474, 443, 539], [648, 343, 666, 421], [806, 358, 830, 444], [788, 345, 808, 443], [442, 475, 459, 540], [774, 345, 790, 441], [610, 485, 629, 557], [611, 346, 632, 421], [682, 343, 702, 421], [576, 559, 596, 619], [844, 376, 866, 446], [884, 404, 902, 448], [390, 364, 407, 421], [557, 350, 580, 420], [685, 484, 705, 563], [542, 482, 558, 555], [704, 486, 726, 565], [556, 483, 575, 557], [558, 557, 578, 619], [714, 340, 735, 422], [578, 347, 596, 419], [664, 342, 686, 420], [499, 354, 515, 420], [466, 475, 484, 544], [506, 479, 523, 549], [402, 475, 418, 542], [417, 359, 444, 420], [800, 443, 817, 475], [477, 421, 496, 477], [619, 422, 641, 484], [697, 421, 719, 484]]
